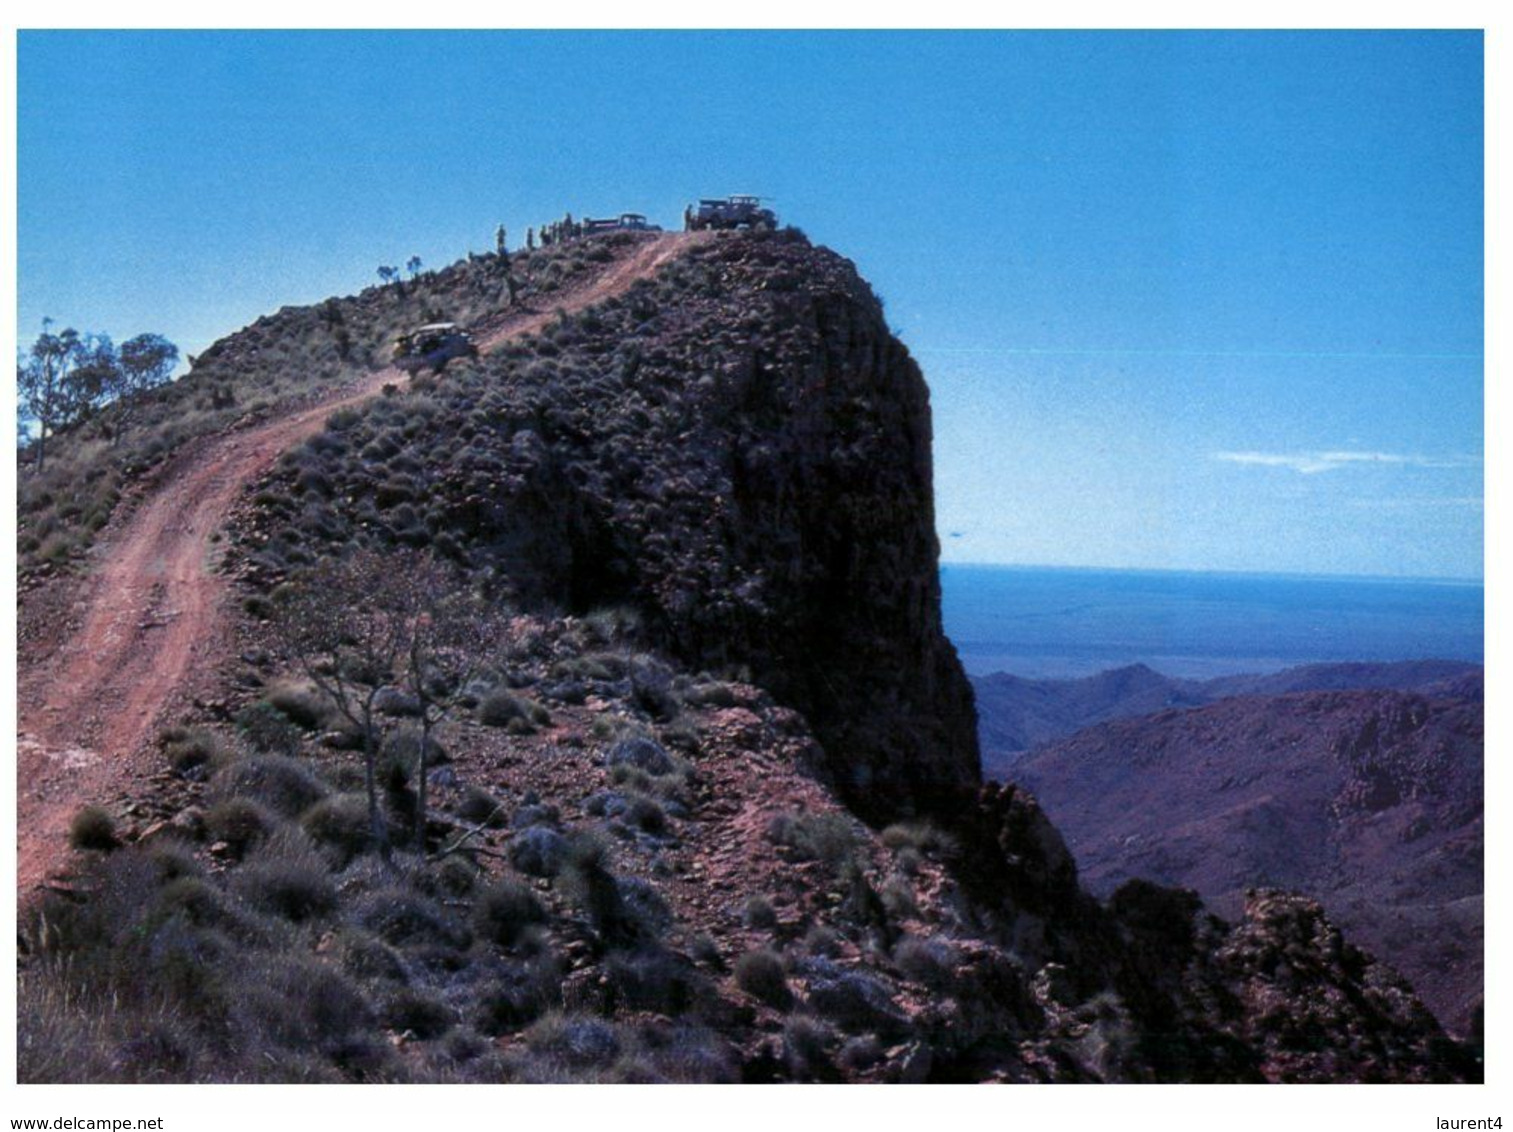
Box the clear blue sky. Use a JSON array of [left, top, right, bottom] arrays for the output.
[[17, 31, 1484, 579]]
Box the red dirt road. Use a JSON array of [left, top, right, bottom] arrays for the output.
[[16, 233, 699, 896]]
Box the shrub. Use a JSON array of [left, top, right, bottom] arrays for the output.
[[228, 954, 374, 1054], [804, 924, 843, 958], [160, 728, 228, 778], [473, 961, 560, 1036], [335, 929, 410, 984], [203, 798, 278, 857], [508, 826, 569, 878], [140, 840, 204, 883], [590, 789, 669, 837], [783, 1015, 837, 1081], [767, 811, 857, 875], [473, 878, 546, 947], [743, 895, 778, 931], [606, 947, 709, 1014], [456, 787, 507, 828], [354, 889, 472, 950], [149, 877, 270, 945], [266, 683, 329, 730], [690, 934, 725, 970], [212, 756, 327, 818], [477, 690, 550, 729], [880, 821, 957, 856], [894, 936, 957, 990], [733, 949, 791, 1009], [605, 735, 674, 775], [234, 858, 338, 923], [525, 1013, 622, 1070], [381, 988, 455, 1040], [637, 1021, 740, 1084], [69, 806, 119, 851], [235, 702, 303, 756], [879, 875, 920, 921], [301, 794, 372, 864], [807, 971, 905, 1035]]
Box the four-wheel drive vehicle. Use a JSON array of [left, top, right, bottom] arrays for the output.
[[392, 323, 478, 374], [584, 212, 663, 235], [686, 195, 778, 231]]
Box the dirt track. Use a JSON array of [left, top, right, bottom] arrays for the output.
[[16, 233, 699, 896]]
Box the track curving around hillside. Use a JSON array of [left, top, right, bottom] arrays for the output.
[[16, 232, 703, 896]]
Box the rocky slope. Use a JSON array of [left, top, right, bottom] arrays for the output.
[[231, 231, 979, 823], [16, 230, 1478, 1083], [1014, 680, 1483, 1035]]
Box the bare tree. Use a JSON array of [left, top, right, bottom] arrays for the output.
[[395, 558, 503, 850], [271, 549, 418, 864], [271, 548, 506, 859]]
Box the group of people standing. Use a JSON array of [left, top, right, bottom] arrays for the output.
[[531, 213, 584, 249], [492, 212, 591, 258]]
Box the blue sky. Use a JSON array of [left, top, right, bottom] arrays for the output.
[[17, 31, 1484, 579]]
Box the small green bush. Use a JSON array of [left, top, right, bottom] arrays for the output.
[[382, 988, 455, 1040], [524, 1013, 623, 1070], [234, 858, 338, 923], [301, 794, 372, 864], [477, 690, 550, 729], [68, 806, 119, 851], [204, 798, 278, 857], [212, 756, 328, 818], [355, 889, 472, 950], [893, 936, 956, 991], [473, 878, 546, 947], [743, 895, 778, 931], [767, 812, 857, 875], [733, 949, 791, 1009], [880, 821, 957, 856], [267, 683, 329, 731], [160, 727, 228, 778], [456, 787, 508, 829], [235, 702, 304, 756]]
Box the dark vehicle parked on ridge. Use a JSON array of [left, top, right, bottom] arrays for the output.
[[584, 212, 663, 235], [685, 195, 778, 231]]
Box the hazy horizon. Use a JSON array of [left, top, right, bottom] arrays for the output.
[[940, 560, 1484, 679], [938, 558, 1485, 585]]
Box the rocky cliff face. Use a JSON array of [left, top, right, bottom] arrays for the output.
[[238, 231, 980, 822]]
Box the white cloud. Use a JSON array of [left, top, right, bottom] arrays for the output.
[[1213, 450, 1480, 475]]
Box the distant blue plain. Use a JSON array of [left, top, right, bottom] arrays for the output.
[[941, 564, 1484, 679]]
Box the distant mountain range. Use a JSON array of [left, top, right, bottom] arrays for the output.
[[990, 665, 1483, 1035], [973, 658, 1481, 778]]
